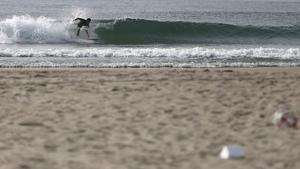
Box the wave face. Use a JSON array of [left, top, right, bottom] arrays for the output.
[[95, 18, 300, 44], [1, 16, 300, 45]]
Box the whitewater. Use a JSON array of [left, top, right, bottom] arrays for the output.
[[1, 0, 300, 67]]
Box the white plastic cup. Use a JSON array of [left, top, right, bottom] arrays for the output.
[[220, 144, 245, 159]]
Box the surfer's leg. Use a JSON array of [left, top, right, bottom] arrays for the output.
[[85, 30, 89, 38], [76, 28, 80, 36]]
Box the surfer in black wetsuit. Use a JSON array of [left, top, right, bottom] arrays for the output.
[[73, 18, 91, 37]]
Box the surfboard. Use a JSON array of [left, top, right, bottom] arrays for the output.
[[69, 24, 98, 42], [87, 38, 98, 41]]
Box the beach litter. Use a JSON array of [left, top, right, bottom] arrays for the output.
[[219, 144, 245, 159], [273, 111, 298, 129]]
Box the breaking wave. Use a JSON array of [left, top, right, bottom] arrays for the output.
[[1, 15, 300, 45], [0, 15, 76, 43], [95, 18, 300, 44]]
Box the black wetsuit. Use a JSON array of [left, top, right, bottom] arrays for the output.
[[74, 18, 90, 36], [75, 18, 90, 28]]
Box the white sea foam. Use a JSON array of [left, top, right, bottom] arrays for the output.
[[0, 46, 300, 67], [0, 15, 76, 43], [0, 46, 299, 59]]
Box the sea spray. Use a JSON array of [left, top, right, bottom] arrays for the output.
[[0, 15, 75, 43]]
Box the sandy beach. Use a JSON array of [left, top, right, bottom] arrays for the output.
[[0, 68, 299, 169]]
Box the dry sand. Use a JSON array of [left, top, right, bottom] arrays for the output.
[[0, 68, 299, 169]]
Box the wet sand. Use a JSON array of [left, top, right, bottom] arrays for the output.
[[0, 68, 299, 169]]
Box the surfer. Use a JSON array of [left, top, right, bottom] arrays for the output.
[[73, 18, 91, 37]]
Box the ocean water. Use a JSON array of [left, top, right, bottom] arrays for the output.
[[1, 0, 300, 67]]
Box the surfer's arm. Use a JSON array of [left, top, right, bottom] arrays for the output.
[[73, 18, 84, 22]]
